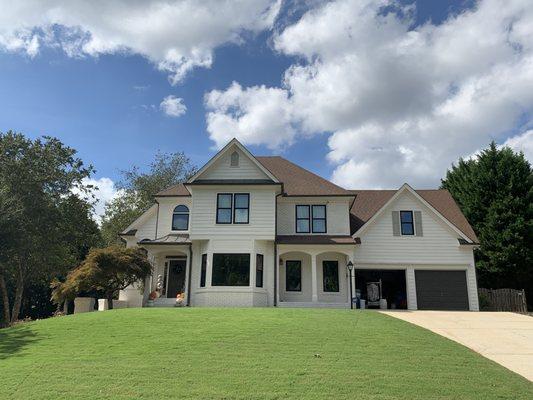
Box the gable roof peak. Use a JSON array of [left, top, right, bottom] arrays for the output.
[[187, 138, 279, 183], [349, 186, 478, 242]]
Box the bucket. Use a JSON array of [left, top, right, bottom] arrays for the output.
[[360, 299, 366, 310]]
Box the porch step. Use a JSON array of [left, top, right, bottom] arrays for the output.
[[149, 298, 178, 307], [278, 302, 349, 309]]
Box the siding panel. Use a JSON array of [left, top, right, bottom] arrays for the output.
[[190, 186, 276, 239], [277, 198, 351, 235], [200, 148, 270, 180]]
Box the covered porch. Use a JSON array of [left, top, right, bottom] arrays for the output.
[[119, 234, 192, 307], [275, 236, 357, 308]]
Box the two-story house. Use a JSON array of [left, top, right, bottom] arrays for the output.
[[119, 139, 479, 311]]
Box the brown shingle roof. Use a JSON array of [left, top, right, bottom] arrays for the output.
[[155, 183, 191, 197], [256, 156, 352, 196], [349, 189, 478, 242]]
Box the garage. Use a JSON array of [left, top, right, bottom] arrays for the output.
[[354, 269, 407, 309], [415, 270, 469, 310]]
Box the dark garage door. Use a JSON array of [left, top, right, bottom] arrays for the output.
[[415, 270, 469, 310]]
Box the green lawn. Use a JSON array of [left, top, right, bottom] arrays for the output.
[[0, 308, 531, 399]]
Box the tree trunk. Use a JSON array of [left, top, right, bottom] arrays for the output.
[[107, 292, 114, 310], [10, 264, 24, 324], [0, 273, 11, 327]]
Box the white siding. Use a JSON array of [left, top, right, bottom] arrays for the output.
[[277, 197, 351, 235], [155, 197, 192, 237], [189, 186, 276, 240], [199, 147, 270, 180], [356, 191, 473, 265], [124, 205, 157, 242], [136, 212, 157, 240]]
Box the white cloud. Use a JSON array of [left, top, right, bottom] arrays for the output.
[[205, 0, 533, 188], [73, 177, 121, 224], [502, 130, 533, 161], [160, 95, 187, 117], [0, 0, 281, 83], [205, 82, 295, 149]]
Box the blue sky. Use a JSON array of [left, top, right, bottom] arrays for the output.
[[0, 0, 531, 216]]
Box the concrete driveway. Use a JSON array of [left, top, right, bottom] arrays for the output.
[[381, 311, 533, 381]]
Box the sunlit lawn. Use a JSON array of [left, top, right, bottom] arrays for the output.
[[0, 308, 531, 399]]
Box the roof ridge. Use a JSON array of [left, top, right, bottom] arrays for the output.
[[257, 155, 351, 194]]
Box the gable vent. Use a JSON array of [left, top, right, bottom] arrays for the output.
[[230, 151, 239, 167]]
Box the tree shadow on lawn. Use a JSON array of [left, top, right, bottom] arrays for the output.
[[0, 325, 39, 360]]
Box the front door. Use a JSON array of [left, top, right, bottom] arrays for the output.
[[166, 259, 186, 298]]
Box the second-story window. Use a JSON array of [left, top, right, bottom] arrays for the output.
[[296, 205, 310, 233], [216, 194, 233, 224], [312, 205, 326, 233], [216, 193, 250, 224], [400, 210, 414, 235], [296, 204, 327, 233], [233, 194, 249, 224], [172, 205, 189, 230]]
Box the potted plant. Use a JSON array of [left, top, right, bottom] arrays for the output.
[[175, 292, 185, 307]]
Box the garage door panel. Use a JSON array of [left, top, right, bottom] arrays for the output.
[[415, 270, 469, 310]]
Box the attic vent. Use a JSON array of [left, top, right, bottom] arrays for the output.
[[230, 151, 239, 167]]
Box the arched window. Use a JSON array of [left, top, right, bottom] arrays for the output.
[[172, 205, 189, 231], [230, 151, 239, 167]]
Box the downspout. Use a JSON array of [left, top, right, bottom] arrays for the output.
[[186, 243, 193, 307]]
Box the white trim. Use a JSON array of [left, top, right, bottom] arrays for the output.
[[187, 138, 279, 183], [353, 183, 472, 243]]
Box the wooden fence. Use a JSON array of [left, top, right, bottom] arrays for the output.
[[478, 288, 528, 313]]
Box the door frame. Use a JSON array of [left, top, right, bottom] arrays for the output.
[[165, 256, 187, 298]]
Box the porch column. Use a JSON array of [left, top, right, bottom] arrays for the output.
[[311, 253, 318, 303], [276, 252, 280, 305], [405, 267, 417, 310]]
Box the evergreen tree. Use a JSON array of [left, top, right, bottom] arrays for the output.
[[442, 142, 532, 307]]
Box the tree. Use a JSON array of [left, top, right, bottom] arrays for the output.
[[442, 142, 533, 306], [51, 246, 152, 310], [0, 131, 97, 326], [100, 151, 196, 245]]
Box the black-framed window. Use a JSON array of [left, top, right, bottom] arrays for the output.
[[212, 253, 250, 286], [216, 194, 233, 224], [200, 254, 207, 287], [172, 205, 189, 230], [322, 261, 339, 292], [233, 193, 249, 224], [400, 210, 414, 235], [256, 254, 263, 288], [312, 205, 327, 233], [286, 260, 301, 291], [296, 205, 310, 233]]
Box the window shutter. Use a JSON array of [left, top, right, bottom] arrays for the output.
[[392, 211, 400, 236], [414, 211, 423, 236]]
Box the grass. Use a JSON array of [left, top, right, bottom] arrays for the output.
[[0, 308, 531, 400]]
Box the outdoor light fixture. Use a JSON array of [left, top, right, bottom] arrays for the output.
[[347, 261, 354, 309]]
